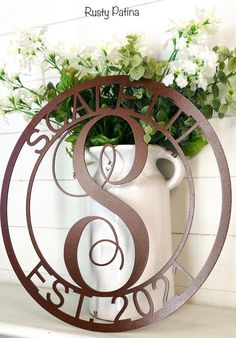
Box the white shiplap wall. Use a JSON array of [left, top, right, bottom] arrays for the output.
[[0, 0, 235, 309]]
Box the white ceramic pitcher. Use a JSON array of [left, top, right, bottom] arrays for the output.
[[85, 144, 184, 321]]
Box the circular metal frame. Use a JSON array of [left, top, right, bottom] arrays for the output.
[[0, 76, 232, 332]]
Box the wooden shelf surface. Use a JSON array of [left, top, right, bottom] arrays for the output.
[[0, 283, 236, 338]]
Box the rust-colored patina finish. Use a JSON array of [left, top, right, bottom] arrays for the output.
[[0, 76, 232, 332]]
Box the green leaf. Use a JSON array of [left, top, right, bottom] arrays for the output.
[[218, 70, 228, 84], [150, 127, 157, 136], [144, 133, 151, 144], [147, 57, 157, 69], [68, 67, 79, 77], [183, 88, 195, 98], [219, 61, 225, 70], [90, 134, 118, 146], [65, 134, 78, 143], [126, 34, 139, 44], [129, 65, 145, 81], [132, 87, 144, 99], [211, 98, 221, 111], [155, 62, 167, 76], [219, 112, 225, 119], [45, 82, 57, 100], [196, 89, 207, 105], [212, 83, 219, 98], [56, 74, 71, 94], [131, 54, 142, 67], [123, 57, 130, 67], [181, 135, 208, 157], [144, 125, 153, 134], [217, 46, 230, 61], [156, 109, 168, 122], [228, 57, 236, 72], [184, 117, 196, 126], [145, 88, 153, 99], [143, 68, 154, 79], [109, 65, 121, 72], [101, 102, 108, 108], [202, 105, 213, 118], [219, 103, 228, 114], [52, 110, 67, 122], [141, 106, 149, 114]]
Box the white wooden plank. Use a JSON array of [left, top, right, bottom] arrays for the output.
[[176, 286, 236, 309], [2, 175, 235, 235], [0, 225, 93, 286], [0, 2, 16, 35], [173, 234, 236, 294], [0, 114, 28, 134], [171, 177, 235, 236], [0, 269, 17, 284], [210, 117, 236, 177], [1, 229, 236, 306], [0, 0, 84, 34], [0, 233, 13, 272], [187, 117, 236, 178], [0, 226, 70, 277], [0, 129, 83, 181], [0, 282, 236, 338], [5, 180, 87, 228]]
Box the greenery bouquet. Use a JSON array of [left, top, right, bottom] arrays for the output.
[[1, 10, 236, 156]]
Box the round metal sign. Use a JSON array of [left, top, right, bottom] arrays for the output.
[[0, 76, 231, 332]]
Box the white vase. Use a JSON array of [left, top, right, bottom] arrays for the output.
[[85, 144, 184, 321]]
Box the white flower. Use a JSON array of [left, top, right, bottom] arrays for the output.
[[205, 52, 218, 69], [203, 63, 216, 78], [197, 32, 208, 44], [8, 27, 48, 71], [167, 13, 219, 92], [13, 88, 35, 106], [197, 73, 208, 90], [169, 55, 186, 73], [196, 8, 219, 31], [199, 48, 217, 63], [183, 60, 198, 74], [106, 46, 120, 63], [36, 85, 46, 97], [176, 74, 188, 88], [188, 44, 201, 57], [53, 44, 80, 68], [176, 37, 187, 50], [0, 96, 13, 114], [163, 73, 175, 86], [169, 60, 180, 73]]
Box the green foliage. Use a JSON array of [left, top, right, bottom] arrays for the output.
[[202, 105, 213, 119], [212, 84, 219, 98], [228, 57, 236, 72], [211, 98, 221, 111], [180, 132, 208, 157], [218, 70, 228, 84], [129, 65, 145, 81], [1, 30, 236, 158]]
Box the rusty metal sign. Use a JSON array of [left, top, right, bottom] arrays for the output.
[[0, 76, 232, 332]]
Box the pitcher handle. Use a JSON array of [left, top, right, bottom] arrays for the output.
[[158, 151, 184, 190]]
